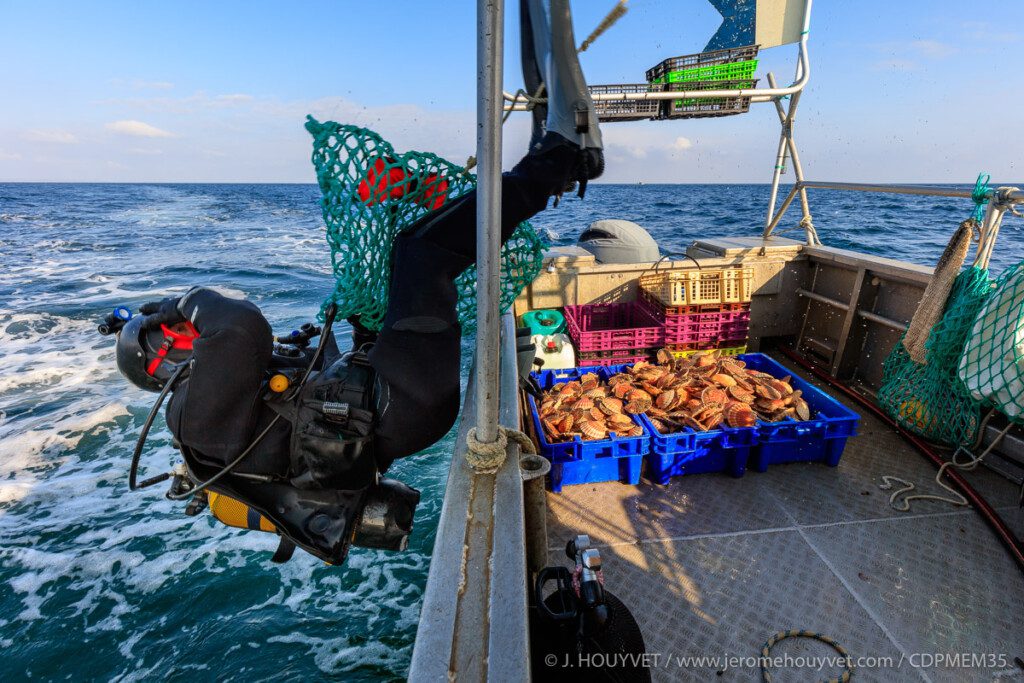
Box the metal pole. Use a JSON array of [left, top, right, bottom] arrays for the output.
[[520, 453, 551, 578], [764, 185, 799, 236], [796, 181, 1024, 202], [767, 72, 812, 229], [763, 0, 813, 236], [474, 0, 504, 446], [763, 81, 788, 233]]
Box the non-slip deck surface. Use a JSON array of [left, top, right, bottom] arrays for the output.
[[543, 356, 1024, 682]]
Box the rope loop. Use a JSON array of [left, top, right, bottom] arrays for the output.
[[798, 215, 820, 245], [971, 172, 991, 222], [760, 630, 852, 683], [465, 425, 536, 474]]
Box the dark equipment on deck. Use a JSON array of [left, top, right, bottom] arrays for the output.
[[530, 534, 650, 682]]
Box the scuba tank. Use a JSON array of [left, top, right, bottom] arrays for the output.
[[104, 300, 421, 565]]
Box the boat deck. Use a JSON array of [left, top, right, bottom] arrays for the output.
[[543, 354, 1024, 682]]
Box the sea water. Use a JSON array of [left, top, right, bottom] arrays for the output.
[[1, 182, 1021, 680]]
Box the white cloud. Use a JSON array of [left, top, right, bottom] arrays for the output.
[[98, 91, 256, 114], [961, 22, 1019, 43], [910, 40, 957, 59], [127, 147, 163, 155], [105, 120, 175, 138], [22, 129, 77, 144], [217, 94, 253, 105], [672, 136, 693, 151], [0, 150, 22, 161]]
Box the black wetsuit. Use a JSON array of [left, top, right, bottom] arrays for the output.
[[167, 160, 559, 479]]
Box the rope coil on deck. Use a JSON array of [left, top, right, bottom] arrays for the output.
[[465, 425, 536, 474], [760, 630, 853, 683]]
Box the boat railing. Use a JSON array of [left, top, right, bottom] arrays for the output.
[[409, 0, 531, 679], [408, 313, 531, 682], [764, 180, 1024, 240]]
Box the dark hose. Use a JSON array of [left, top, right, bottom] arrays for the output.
[[129, 362, 189, 490], [778, 346, 1024, 574]]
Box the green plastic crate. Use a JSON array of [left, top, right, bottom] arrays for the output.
[[672, 78, 756, 106], [651, 59, 758, 85], [645, 45, 759, 82]]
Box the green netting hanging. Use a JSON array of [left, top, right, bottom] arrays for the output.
[[877, 267, 994, 445], [958, 260, 1024, 422], [305, 116, 547, 333]]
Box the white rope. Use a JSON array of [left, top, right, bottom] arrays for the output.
[[798, 215, 820, 245], [879, 421, 1014, 511], [465, 425, 536, 474]]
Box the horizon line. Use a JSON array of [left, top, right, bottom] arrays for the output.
[[0, 180, 997, 186]]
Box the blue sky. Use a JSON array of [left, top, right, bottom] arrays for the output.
[[0, 0, 1020, 183]]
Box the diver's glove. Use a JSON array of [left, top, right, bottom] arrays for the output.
[[139, 296, 185, 330]]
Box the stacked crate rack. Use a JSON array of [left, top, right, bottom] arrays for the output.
[[589, 45, 759, 122], [638, 266, 754, 357]]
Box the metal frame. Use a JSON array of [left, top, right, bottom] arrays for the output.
[[504, 0, 818, 243], [502, 0, 814, 107], [408, 315, 530, 682], [764, 181, 1024, 242]]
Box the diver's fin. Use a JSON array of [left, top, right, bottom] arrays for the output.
[[522, 0, 603, 153]]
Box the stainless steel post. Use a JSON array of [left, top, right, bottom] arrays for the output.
[[764, 109, 788, 233], [520, 454, 551, 577], [474, 0, 504, 445], [767, 72, 813, 241], [763, 0, 814, 239]]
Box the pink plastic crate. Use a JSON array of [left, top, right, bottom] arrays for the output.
[[564, 302, 665, 353], [664, 310, 750, 345], [638, 295, 750, 346], [578, 353, 654, 367]]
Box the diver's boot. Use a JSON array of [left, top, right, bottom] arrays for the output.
[[510, 131, 604, 199], [348, 315, 378, 351], [520, 0, 604, 197]]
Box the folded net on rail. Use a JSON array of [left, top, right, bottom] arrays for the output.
[[877, 266, 993, 446], [305, 116, 547, 333]]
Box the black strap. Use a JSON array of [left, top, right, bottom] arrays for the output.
[[271, 537, 297, 564]]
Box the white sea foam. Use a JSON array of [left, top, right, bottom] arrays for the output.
[[1, 189, 441, 678], [267, 631, 412, 675]]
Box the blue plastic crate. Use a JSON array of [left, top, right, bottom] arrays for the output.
[[528, 366, 649, 493], [739, 354, 860, 471], [601, 355, 858, 481], [636, 412, 751, 484], [604, 362, 749, 483]]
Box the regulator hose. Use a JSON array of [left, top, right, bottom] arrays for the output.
[[129, 361, 189, 490], [778, 346, 1024, 575]]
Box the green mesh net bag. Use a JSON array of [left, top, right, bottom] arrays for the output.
[[877, 266, 994, 445], [958, 260, 1024, 423], [305, 116, 547, 333]]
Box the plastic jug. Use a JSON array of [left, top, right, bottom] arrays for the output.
[[531, 333, 576, 370]]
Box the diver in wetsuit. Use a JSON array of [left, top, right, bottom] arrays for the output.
[[107, 0, 603, 564]]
